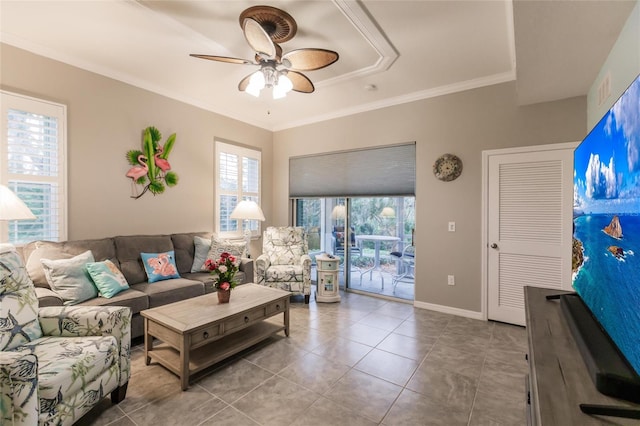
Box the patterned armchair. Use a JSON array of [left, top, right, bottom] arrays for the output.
[[256, 227, 312, 303], [0, 246, 131, 426]]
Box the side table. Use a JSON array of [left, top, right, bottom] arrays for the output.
[[315, 254, 341, 303]]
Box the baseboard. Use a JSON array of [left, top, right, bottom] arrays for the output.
[[413, 301, 484, 320]]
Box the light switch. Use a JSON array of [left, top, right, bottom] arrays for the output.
[[448, 222, 456, 232]]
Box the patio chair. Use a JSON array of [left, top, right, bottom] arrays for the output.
[[332, 226, 361, 256], [390, 244, 415, 293], [256, 226, 312, 303]]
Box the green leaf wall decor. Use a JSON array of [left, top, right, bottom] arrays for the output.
[[125, 126, 179, 199]]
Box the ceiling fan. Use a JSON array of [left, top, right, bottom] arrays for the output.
[[190, 5, 339, 99]]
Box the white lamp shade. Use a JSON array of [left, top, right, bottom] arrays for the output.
[[331, 205, 346, 219], [273, 74, 293, 99], [380, 207, 395, 217], [0, 185, 36, 220], [246, 71, 265, 97], [278, 74, 293, 92], [230, 200, 265, 221]]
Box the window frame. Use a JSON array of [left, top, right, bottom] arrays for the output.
[[0, 90, 68, 244], [214, 139, 262, 239]]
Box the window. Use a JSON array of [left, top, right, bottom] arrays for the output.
[[1, 91, 67, 244], [215, 140, 261, 237]]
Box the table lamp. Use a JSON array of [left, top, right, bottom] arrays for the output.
[[0, 185, 36, 221], [0, 184, 36, 244], [230, 200, 265, 258]]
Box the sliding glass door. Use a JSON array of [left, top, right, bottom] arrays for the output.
[[294, 196, 415, 301]]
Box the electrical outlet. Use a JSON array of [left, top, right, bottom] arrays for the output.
[[448, 221, 456, 232], [447, 275, 455, 286]]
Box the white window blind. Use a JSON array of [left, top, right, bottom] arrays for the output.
[[1, 91, 67, 244], [289, 143, 416, 198], [215, 140, 261, 237]]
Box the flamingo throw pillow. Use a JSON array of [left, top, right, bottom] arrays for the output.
[[141, 251, 180, 283]]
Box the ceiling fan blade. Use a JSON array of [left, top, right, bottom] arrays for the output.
[[243, 18, 276, 59], [282, 49, 339, 71], [190, 54, 254, 65], [238, 73, 253, 92], [287, 71, 315, 93]]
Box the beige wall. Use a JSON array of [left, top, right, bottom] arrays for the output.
[[2, 43, 587, 314], [1, 44, 273, 258], [588, 1, 640, 129], [273, 82, 586, 313]]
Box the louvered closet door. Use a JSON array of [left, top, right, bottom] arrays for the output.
[[487, 148, 574, 325]]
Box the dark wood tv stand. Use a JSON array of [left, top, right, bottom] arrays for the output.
[[524, 286, 640, 425]]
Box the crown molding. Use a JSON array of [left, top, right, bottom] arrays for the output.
[[316, 0, 399, 87], [273, 70, 516, 131]]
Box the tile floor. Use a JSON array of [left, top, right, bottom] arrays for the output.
[[78, 288, 529, 426]]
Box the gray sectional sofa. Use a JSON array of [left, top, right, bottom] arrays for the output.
[[21, 232, 254, 339]]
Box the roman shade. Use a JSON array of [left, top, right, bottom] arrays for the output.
[[289, 143, 416, 198]]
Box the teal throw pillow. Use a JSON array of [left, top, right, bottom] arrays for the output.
[[141, 251, 180, 283], [41, 250, 98, 305], [0, 245, 43, 350], [86, 260, 129, 298], [190, 236, 211, 273]]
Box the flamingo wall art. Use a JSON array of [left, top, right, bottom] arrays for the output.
[[125, 126, 178, 199]]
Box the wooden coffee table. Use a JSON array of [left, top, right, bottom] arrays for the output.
[[141, 284, 290, 390]]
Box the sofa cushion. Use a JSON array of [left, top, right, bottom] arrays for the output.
[[31, 335, 118, 403], [170, 232, 212, 274], [206, 237, 247, 268], [0, 246, 43, 350], [81, 288, 148, 315], [264, 264, 304, 283], [141, 251, 180, 283], [130, 278, 204, 308], [182, 271, 216, 294], [114, 235, 174, 285], [41, 250, 98, 305], [23, 238, 118, 288], [263, 227, 308, 266], [34, 287, 64, 307], [190, 236, 212, 273], [25, 245, 72, 288], [86, 260, 130, 298]]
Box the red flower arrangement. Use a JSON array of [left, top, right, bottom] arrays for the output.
[[203, 252, 239, 291]]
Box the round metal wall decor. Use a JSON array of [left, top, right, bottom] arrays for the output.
[[433, 154, 463, 182]]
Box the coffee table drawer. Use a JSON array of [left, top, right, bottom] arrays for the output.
[[266, 300, 286, 316], [190, 301, 286, 347], [191, 324, 222, 346], [224, 307, 266, 333]]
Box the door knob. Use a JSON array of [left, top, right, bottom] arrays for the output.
[[491, 243, 498, 249]]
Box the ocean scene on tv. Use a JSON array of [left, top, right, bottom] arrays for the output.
[[573, 74, 640, 376]]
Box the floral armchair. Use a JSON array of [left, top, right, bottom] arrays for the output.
[[0, 246, 131, 426], [256, 227, 312, 303]]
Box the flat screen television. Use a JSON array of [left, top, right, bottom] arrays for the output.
[[572, 72, 640, 406]]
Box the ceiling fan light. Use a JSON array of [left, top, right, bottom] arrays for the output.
[[245, 70, 266, 97], [249, 70, 265, 90], [246, 84, 261, 97], [278, 74, 293, 93], [272, 85, 287, 99]]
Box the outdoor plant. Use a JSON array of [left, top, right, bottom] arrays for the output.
[[203, 252, 239, 291]]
